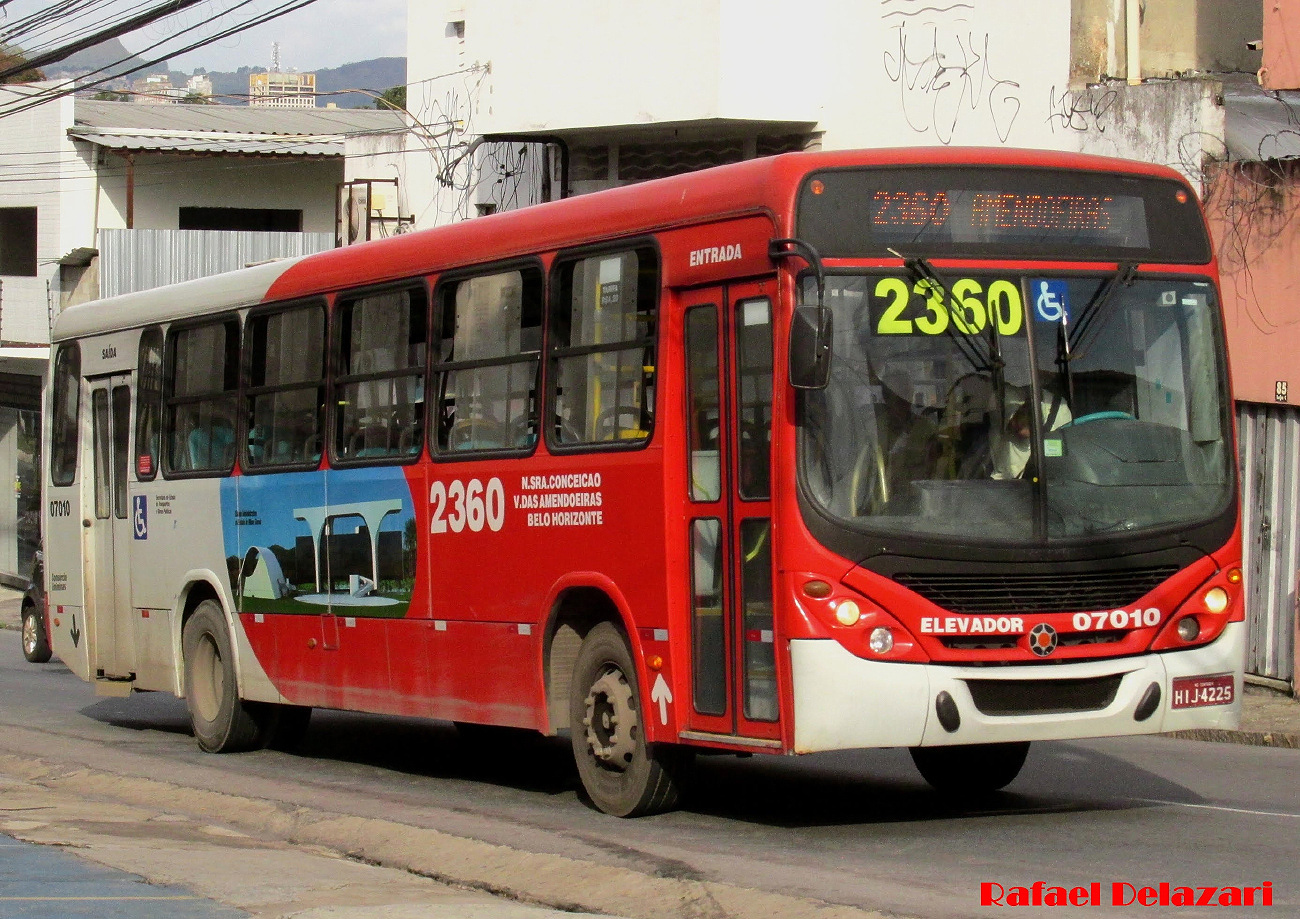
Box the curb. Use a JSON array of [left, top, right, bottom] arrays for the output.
[[1164, 729, 1300, 749], [0, 753, 895, 919]]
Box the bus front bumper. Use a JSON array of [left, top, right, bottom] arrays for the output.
[[789, 621, 1244, 753]]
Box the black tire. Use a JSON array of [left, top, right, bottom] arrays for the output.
[[21, 603, 51, 664], [182, 600, 273, 753], [267, 705, 312, 752], [569, 622, 690, 817], [910, 741, 1030, 794]]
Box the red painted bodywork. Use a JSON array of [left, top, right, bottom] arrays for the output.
[[216, 148, 1240, 753]]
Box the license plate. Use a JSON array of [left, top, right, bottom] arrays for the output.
[[1170, 673, 1235, 709]]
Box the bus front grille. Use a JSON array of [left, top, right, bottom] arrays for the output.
[[964, 675, 1124, 716], [894, 565, 1180, 615]]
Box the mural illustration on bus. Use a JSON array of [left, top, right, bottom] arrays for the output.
[[220, 467, 417, 617]]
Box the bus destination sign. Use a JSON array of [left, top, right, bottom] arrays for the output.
[[797, 165, 1212, 264]]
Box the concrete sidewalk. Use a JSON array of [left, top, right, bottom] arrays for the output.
[[0, 770, 620, 919]]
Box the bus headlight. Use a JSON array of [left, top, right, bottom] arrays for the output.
[[1177, 616, 1199, 642], [835, 600, 861, 626], [1203, 587, 1228, 614], [869, 627, 894, 654]]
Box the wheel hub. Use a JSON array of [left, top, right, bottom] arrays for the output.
[[583, 667, 637, 770], [22, 615, 37, 656]]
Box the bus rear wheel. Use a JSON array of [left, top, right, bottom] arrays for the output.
[[910, 741, 1030, 794], [21, 603, 51, 664], [569, 622, 689, 817], [182, 600, 272, 753]]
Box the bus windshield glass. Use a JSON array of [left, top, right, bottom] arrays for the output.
[[800, 273, 1233, 542]]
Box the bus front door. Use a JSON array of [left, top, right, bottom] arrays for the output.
[[83, 373, 136, 687], [680, 281, 781, 748]]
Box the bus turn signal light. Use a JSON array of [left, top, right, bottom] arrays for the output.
[[803, 579, 832, 598], [1226, 567, 1242, 585]]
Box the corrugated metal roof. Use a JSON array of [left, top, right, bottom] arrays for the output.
[[74, 99, 405, 134], [1225, 82, 1300, 162], [68, 129, 344, 156], [69, 99, 405, 156]]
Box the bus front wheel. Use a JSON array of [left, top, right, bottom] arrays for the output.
[[910, 741, 1030, 794], [569, 622, 690, 817], [182, 600, 272, 753]]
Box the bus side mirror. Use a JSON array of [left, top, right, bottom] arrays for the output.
[[789, 305, 832, 390]]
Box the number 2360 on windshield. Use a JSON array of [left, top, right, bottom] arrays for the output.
[[872, 276, 1024, 337]]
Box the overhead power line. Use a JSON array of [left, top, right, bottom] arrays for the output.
[[0, 0, 209, 82], [0, 0, 324, 118]]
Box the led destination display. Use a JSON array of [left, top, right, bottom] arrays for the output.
[[797, 165, 1212, 263]]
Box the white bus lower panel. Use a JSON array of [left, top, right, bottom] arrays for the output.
[[790, 622, 1244, 753]]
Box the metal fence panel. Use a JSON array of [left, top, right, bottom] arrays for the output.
[[1238, 402, 1299, 683], [100, 229, 333, 298]]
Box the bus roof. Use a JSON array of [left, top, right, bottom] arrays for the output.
[[53, 147, 1196, 343]]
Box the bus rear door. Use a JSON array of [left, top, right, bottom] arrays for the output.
[[680, 281, 781, 749], [83, 372, 136, 691]]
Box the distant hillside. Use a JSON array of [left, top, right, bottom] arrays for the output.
[[46, 37, 159, 82], [182, 57, 406, 108]]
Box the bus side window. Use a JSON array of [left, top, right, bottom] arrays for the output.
[[135, 327, 163, 480], [549, 247, 658, 447], [164, 318, 239, 475], [49, 343, 81, 487], [735, 298, 772, 500], [244, 303, 326, 470], [432, 266, 542, 454], [334, 286, 428, 463]]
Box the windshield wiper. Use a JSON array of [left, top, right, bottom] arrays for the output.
[[1067, 262, 1137, 358], [886, 248, 1002, 374]]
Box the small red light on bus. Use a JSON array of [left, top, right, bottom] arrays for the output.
[[647, 655, 663, 671], [1175, 189, 1189, 204], [803, 580, 832, 598], [810, 180, 825, 195], [1226, 567, 1242, 584]]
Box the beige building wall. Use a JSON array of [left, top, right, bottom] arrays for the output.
[[1261, 0, 1300, 89], [1206, 161, 1300, 405], [94, 154, 343, 234], [1072, 0, 1262, 85]]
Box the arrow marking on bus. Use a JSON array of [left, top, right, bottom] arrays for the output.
[[651, 673, 672, 725], [70, 614, 80, 648]]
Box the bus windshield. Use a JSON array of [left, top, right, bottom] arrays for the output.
[[800, 272, 1233, 543]]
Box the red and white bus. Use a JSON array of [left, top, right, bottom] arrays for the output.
[[42, 148, 1243, 815]]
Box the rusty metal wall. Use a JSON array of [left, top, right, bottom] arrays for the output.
[[1238, 401, 1299, 683], [99, 229, 333, 298]]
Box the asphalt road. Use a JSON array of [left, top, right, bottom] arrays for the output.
[[1, 637, 1297, 919], [0, 835, 248, 919]]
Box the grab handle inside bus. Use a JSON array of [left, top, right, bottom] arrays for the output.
[[769, 238, 832, 390]]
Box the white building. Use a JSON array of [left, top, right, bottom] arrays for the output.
[[355, 0, 1261, 230], [0, 86, 405, 581], [186, 74, 214, 100], [249, 70, 317, 108]]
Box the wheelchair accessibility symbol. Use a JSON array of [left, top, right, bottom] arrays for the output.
[[133, 495, 148, 539], [1035, 280, 1070, 324]]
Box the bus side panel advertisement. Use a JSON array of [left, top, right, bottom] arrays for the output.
[[221, 468, 417, 620]]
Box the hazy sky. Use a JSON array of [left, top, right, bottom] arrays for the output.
[[2, 0, 408, 74]]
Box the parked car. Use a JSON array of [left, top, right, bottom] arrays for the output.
[[20, 551, 50, 664]]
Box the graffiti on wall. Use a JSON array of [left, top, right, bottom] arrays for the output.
[[1046, 84, 1119, 134], [880, 0, 1022, 144]]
